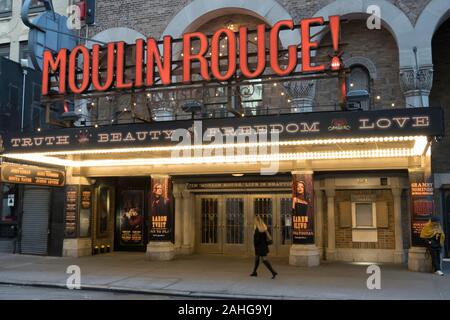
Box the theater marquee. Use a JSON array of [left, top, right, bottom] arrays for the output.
[[2, 108, 443, 154]]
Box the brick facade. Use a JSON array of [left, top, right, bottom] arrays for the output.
[[334, 189, 395, 250]]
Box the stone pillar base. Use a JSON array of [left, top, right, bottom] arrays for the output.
[[408, 247, 432, 272], [394, 250, 406, 264], [289, 244, 320, 267], [146, 242, 175, 261], [179, 244, 194, 255], [325, 249, 337, 261], [63, 239, 92, 257]]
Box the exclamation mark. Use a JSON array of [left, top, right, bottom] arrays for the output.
[[329, 16, 341, 70]]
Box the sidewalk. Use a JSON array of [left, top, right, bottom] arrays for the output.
[[0, 252, 449, 300]]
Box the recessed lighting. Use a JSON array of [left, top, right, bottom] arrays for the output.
[[273, 83, 277, 87], [37, 128, 41, 132], [391, 103, 395, 107], [232, 173, 244, 177], [281, 92, 285, 96], [94, 124, 98, 128], [376, 95, 381, 100]]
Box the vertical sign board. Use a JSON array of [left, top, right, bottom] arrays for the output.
[[64, 185, 79, 238], [118, 190, 144, 246], [79, 186, 92, 237], [409, 170, 434, 247], [292, 173, 314, 244], [149, 176, 174, 242]]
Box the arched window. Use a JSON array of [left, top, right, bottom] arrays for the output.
[[347, 65, 371, 110]]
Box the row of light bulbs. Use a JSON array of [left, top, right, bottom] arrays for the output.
[[5, 147, 420, 168]]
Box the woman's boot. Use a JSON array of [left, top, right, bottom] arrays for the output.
[[250, 257, 259, 276], [263, 260, 278, 279]]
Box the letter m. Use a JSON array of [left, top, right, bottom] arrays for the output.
[[42, 49, 68, 95]]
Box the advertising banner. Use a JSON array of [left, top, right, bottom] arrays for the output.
[[292, 172, 314, 244], [149, 176, 174, 242], [409, 169, 434, 247], [119, 190, 145, 245]]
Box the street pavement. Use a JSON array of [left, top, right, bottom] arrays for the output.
[[0, 252, 448, 300]]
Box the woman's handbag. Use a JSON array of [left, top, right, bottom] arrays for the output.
[[265, 230, 273, 245]]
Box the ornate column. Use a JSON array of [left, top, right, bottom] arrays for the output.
[[391, 186, 405, 263], [289, 171, 320, 267], [325, 187, 336, 261], [146, 175, 175, 261], [314, 187, 324, 259], [181, 189, 194, 254], [283, 80, 316, 113], [399, 65, 433, 108], [173, 185, 183, 252]]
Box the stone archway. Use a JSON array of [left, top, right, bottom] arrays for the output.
[[312, 0, 415, 68], [415, 0, 450, 65], [161, 0, 300, 48]]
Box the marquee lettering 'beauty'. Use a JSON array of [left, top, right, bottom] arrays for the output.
[[41, 16, 341, 95]]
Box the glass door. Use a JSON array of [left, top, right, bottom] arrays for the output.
[[196, 195, 222, 253], [275, 195, 293, 256], [222, 196, 247, 255], [249, 195, 275, 256]]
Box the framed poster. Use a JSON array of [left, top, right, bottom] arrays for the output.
[[292, 173, 314, 245], [149, 176, 174, 242], [119, 190, 145, 246]]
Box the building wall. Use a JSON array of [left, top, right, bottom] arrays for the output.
[[0, 0, 71, 63], [334, 189, 395, 250], [316, 20, 402, 110], [430, 18, 450, 173]]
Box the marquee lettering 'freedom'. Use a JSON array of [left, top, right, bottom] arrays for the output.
[[42, 16, 341, 96]]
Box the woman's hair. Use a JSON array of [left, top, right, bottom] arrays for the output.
[[254, 215, 268, 233], [294, 181, 308, 202]]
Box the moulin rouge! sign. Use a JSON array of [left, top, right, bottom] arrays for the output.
[[42, 16, 342, 96]]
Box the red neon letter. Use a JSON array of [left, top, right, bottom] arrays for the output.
[[239, 24, 266, 78], [116, 42, 133, 90], [135, 39, 144, 87], [183, 32, 210, 83], [211, 28, 236, 81], [42, 49, 67, 95], [68, 45, 90, 94], [270, 20, 297, 76], [301, 17, 325, 72], [91, 43, 115, 92], [147, 36, 172, 86]]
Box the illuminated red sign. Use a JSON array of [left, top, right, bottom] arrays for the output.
[[42, 16, 341, 96]]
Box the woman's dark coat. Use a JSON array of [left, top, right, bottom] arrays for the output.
[[254, 230, 269, 256]]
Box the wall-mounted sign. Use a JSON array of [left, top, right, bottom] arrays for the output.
[[7, 194, 14, 207], [64, 185, 79, 238], [3, 108, 443, 154], [42, 16, 342, 96], [0, 163, 65, 187], [187, 181, 291, 190]]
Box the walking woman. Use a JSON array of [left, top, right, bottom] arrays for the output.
[[250, 215, 278, 279], [420, 216, 446, 276]]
